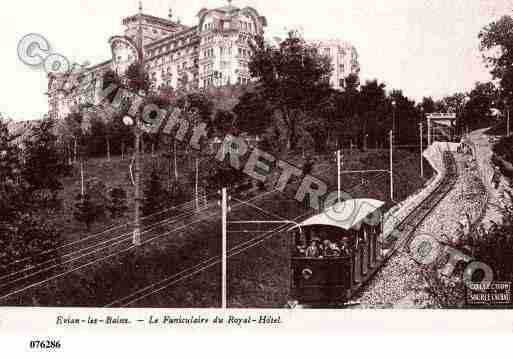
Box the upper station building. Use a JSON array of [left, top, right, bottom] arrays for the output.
[[47, 1, 359, 120]]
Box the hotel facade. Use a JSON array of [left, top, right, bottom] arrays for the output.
[[47, 2, 360, 120]]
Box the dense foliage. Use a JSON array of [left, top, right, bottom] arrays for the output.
[[0, 119, 61, 273]]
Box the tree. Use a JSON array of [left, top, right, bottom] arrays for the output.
[[142, 167, 170, 217], [233, 91, 272, 136], [73, 193, 104, 231], [389, 89, 419, 145], [212, 110, 235, 137], [106, 187, 128, 218], [479, 16, 513, 84], [22, 118, 70, 205], [358, 80, 389, 148], [0, 120, 61, 273], [108, 114, 133, 159], [59, 107, 86, 164], [173, 92, 213, 209], [479, 15, 513, 108], [0, 119, 26, 218], [83, 116, 108, 158], [419, 97, 436, 114], [249, 31, 332, 151], [461, 82, 498, 130]]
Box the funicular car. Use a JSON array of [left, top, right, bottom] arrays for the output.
[[289, 198, 385, 306]]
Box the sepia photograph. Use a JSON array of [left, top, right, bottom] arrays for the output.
[[2, 1, 513, 345]]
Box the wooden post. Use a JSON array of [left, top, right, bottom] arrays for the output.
[[221, 187, 227, 309], [133, 116, 142, 245], [107, 137, 111, 162], [337, 149, 341, 203], [195, 157, 199, 210], [419, 123, 424, 178], [80, 161, 85, 197], [389, 130, 394, 202]]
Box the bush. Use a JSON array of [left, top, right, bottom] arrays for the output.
[[493, 135, 513, 164], [73, 193, 105, 231], [106, 187, 128, 218], [474, 205, 513, 282]]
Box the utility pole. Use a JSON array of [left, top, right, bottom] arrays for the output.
[[133, 0, 144, 245], [392, 100, 397, 146], [336, 149, 342, 203], [419, 123, 424, 178], [174, 140, 178, 181], [133, 118, 142, 245], [195, 157, 200, 210], [221, 187, 227, 309], [427, 117, 432, 145], [507, 102, 510, 137], [80, 161, 85, 197], [389, 130, 394, 202]]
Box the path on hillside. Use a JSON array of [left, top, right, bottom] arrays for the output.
[[468, 128, 512, 228], [352, 150, 487, 308]]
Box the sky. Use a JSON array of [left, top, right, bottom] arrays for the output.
[[1, 0, 511, 121]]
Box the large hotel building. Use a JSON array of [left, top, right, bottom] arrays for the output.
[[48, 1, 360, 120]]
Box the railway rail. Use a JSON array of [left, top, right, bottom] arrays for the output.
[[388, 151, 458, 253]]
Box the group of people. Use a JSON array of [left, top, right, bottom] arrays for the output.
[[295, 235, 351, 258]]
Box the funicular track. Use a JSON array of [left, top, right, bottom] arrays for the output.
[[388, 151, 458, 252], [346, 151, 458, 305]]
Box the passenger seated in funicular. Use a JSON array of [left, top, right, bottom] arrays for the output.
[[296, 236, 308, 256], [338, 237, 351, 257], [321, 239, 341, 258], [305, 238, 321, 258]]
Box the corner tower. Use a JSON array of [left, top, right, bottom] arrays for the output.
[[196, 1, 267, 88]]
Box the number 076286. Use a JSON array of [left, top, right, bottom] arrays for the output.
[[29, 340, 61, 349]]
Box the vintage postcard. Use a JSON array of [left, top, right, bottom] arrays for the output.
[[1, 0, 513, 352]]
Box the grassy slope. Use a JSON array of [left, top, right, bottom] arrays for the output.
[[6, 148, 433, 307]]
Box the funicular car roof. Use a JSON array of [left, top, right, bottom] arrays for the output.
[[292, 198, 385, 231]]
